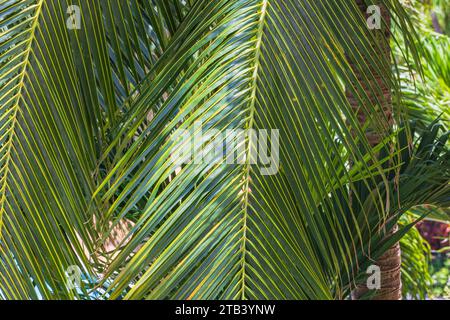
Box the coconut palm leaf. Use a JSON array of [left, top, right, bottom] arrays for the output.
[[92, 0, 446, 300], [0, 0, 191, 299]]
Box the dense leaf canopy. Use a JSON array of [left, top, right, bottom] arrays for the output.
[[0, 0, 448, 300]]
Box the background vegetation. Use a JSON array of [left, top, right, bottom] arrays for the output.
[[396, 0, 449, 300]]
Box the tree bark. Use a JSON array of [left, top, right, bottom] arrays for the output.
[[347, 0, 402, 300], [351, 226, 402, 300]]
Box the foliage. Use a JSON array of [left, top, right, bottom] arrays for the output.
[[0, 0, 448, 300], [430, 255, 450, 299], [400, 215, 433, 300], [394, 0, 450, 300], [394, 1, 450, 132]]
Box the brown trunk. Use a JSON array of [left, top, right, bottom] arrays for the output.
[[351, 226, 402, 300], [347, 1, 402, 300]]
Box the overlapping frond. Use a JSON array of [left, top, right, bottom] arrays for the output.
[[0, 0, 43, 243], [91, 0, 443, 300], [0, 0, 447, 301], [0, 0, 191, 299]]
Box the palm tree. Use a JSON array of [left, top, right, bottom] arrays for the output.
[[348, 1, 401, 300], [0, 0, 448, 300]]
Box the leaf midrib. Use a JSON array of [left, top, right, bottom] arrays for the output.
[[0, 0, 44, 232], [239, 0, 269, 300]]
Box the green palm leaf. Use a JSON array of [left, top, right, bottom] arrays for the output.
[[0, 0, 447, 300], [93, 0, 444, 299], [0, 0, 190, 299]]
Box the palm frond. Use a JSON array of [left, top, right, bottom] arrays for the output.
[[0, 0, 447, 301], [93, 0, 438, 300], [0, 0, 191, 299]]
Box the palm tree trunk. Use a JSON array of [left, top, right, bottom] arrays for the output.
[[351, 227, 402, 300], [347, 1, 402, 300]]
